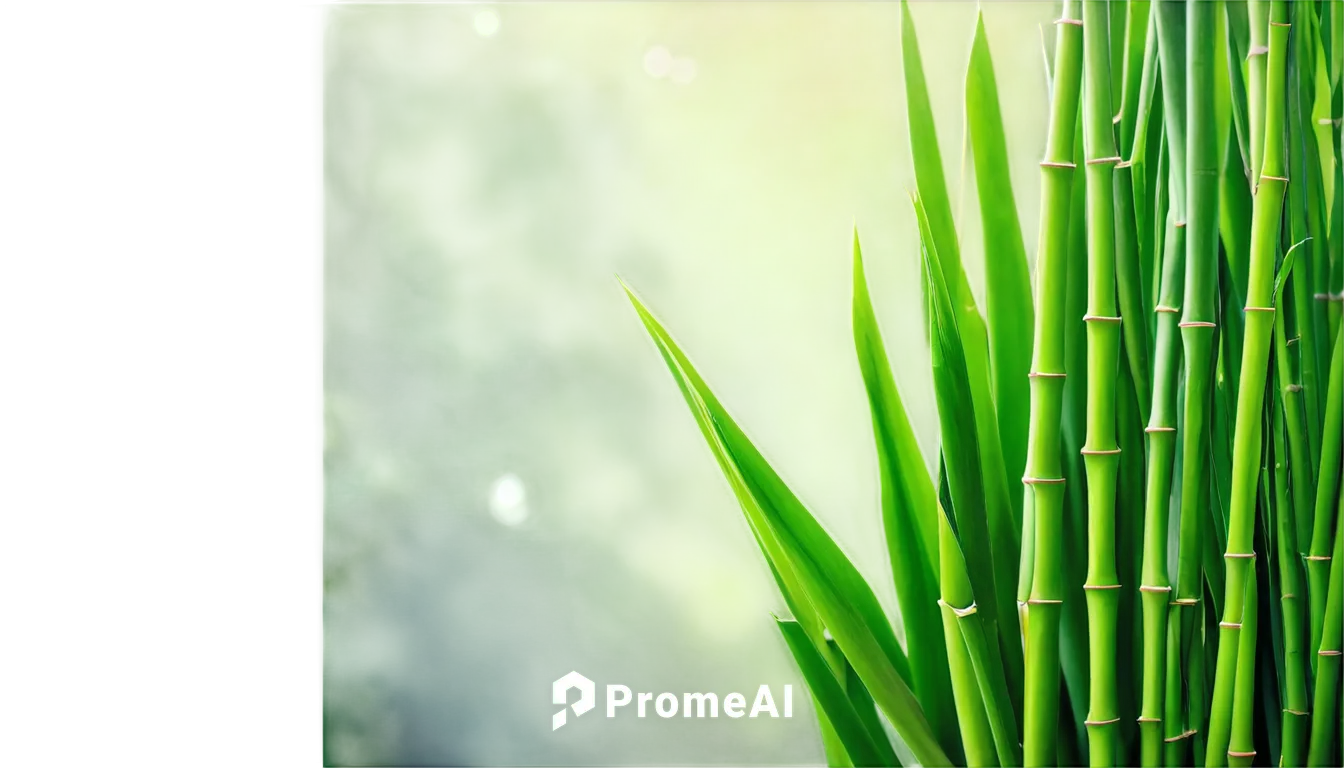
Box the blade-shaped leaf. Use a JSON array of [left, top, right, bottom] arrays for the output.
[[902, 6, 1024, 713], [621, 283, 951, 767], [913, 195, 1028, 748], [966, 9, 1034, 528], [776, 618, 900, 768], [852, 231, 959, 754]]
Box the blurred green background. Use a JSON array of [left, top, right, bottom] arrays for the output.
[[324, 2, 1053, 765]]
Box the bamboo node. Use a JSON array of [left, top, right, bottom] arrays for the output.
[[1269, 21, 1291, 27], [1080, 447, 1122, 455], [1040, 160, 1077, 169], [1171, 598, 1200, 606], [1084, 583, 1122, 590], [1027, 598, 1064, 605], [1053, 17, 1083, 26], [1284, 708, 1309, 717], [1086, 156, 1122, 166], [1287, 335, 1301, 345], [1220, 621, 1243, 629], [1319, 650, 1343, 657], [1260, 174, 1289, 183], [1144, 426, 1176, 433], [1154, 305, 1180, 314], [1022, 476, 1066, 485], [1281, 593, 1297, 599], [1224, 552, 1256, 560], [1165, 729, 1198, 743], [1174, 221, 1187, 228], [1111, 114, 1122, 126], [1178, 321, 1217, 328], [1082, 314, 1122, 323], [1028, 371, 1067, 379], [1246, 45, 1269, 57], [938, 599, 979, 618], [1136, 717, 1162, 724], [1243, 306, 1275, 313], [1085, 717, 1122, 726], [1139, 585, 1172, 593], [1227, 750, 1257, 759], [1286, 384, 1303, 393], [1116, 160, 1133, 168], [1305, 555, 1333, 562]]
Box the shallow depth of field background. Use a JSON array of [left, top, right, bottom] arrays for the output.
[[324, 2, 1053, 765]]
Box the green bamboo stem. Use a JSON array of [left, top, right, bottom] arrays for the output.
[[1246, 0, 1269, 184], [1080, 3, 1122, 765], [1138, 208, 1184, 768], [938, 510, 998, 768], [1169, 3, 1220, 754], [1306, 499, 1342, 767], [1205, 4, 1290, 765], [1308, 327, 1344, 665], [1285, 18, 1325, 484], [1116, 11, 1158, 422], [1150, 1, 1193, 763], [1226, 568, 1259, 767], [1271, 362, 1309, 768], [1280, 291, 1319, 557], [1023, 3, 1083, 765]]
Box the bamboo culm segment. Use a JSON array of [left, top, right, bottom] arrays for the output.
[[1023, 3, 1082, 765], [1079, 2, 1122, 765], [1206, 4, 1290, 766]]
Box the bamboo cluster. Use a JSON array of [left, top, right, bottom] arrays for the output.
[[625, 0, 1344, 766]]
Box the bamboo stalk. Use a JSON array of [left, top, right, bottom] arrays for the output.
[[1306, 498, 1342, 766], [1168, 0, 1221, 756], [1080, 2, 1122, 765], [1271, 345, 1309, 767], [1308, 326, 1344, 664], [1022, 3, 1084, 764], [1206, 3, 1290, 764], [937, 509, 998, 768]]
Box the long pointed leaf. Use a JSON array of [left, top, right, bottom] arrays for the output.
[[622, 284, 951, 767], [777, 618, 899, 768]]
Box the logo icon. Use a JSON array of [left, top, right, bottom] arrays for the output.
[[552, 671, 596, 730]]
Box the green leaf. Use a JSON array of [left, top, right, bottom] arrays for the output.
[[621, 283, 952, 767], [914, 194, 1003, 645], [1273, 237, 1305, 303], [902, 7, 1025, 714], [851, 231, 960, 755], [913, 195, 1026, 743], [966, 9, 1034, 530], [776, 618, 899, 768], [827, 636, 902, 768]]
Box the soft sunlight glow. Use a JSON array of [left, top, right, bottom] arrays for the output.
[[467, 9, 499, 37], [669, 57, 696, 85], [643, 46, 672, 79], [486, 478, 521, 527]]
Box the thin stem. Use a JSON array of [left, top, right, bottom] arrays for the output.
[[1081, 3, 1122, 765], [1023, 3, 1084, 765], [1206, 3, 1290, 764]]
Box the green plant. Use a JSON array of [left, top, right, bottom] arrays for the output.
[[623, 0, 1343, 765]]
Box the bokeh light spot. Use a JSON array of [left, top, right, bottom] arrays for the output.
[[473, 8, 500, 38], [489, 472, 528, 526], [643, 46, 672, 78]]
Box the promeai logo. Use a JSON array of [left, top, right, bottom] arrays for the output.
[[553, 671, 596, 730], [551, 671, 792, 730]]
